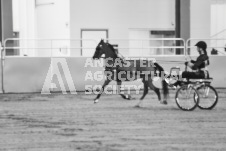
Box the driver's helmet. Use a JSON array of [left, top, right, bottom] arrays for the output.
[[195, 41, 207, 50]]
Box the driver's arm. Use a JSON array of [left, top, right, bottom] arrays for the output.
[[191, 55, 208, 70], [187, 61, 194, 69]]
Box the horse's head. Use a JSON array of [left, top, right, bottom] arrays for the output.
[[92, 39, 106, 59], [93, 40, 118, 60]]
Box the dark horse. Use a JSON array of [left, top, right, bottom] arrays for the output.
[[92, 40, 168, 107]]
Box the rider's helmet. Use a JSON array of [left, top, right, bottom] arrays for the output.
[[195, 41, 207, 50]]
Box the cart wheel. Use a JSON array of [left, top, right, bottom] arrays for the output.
[[196, 85, 218, 110], [175, 85, 199, 111]]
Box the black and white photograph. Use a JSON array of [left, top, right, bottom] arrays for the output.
[[0, 0, 226, 150]]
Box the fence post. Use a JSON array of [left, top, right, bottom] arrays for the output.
[[0, 41, 5, 93]]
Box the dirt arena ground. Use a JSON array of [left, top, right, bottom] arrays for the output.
[[0, 89, 226, 151]]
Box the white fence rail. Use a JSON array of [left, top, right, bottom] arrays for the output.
[[3, 38, 186, 57], [106, 38, 186, 56], [186, 38, 226, 56], [3, 38, 98, 57], [2, 38, 226, 58]]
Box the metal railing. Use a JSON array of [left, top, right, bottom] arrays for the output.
[[2, 38, 186, 57], [106, 38, 186, 56], [186, 38, 226, 56], [3, 38, 98, 58]]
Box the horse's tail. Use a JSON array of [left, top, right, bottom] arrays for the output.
[[154, 63, 169, 96]]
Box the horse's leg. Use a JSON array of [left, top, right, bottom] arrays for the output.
[[94, 79, 111, 103], [117, 81, 132, 100], [148, 82, 161, 101], [117, 81, 125, 99], [135, 80, 148, 107], [162, 85, 168, 105], [148, 79, 168, 105], [140, 81, 149, 100]]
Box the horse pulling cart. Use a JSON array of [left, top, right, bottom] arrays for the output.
[[92, 39, 218, 111]]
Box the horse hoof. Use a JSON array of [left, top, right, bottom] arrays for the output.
[[122, 94, 130, 100], [126, 95, 135, 100], [94, 99, 99, 104], [160, 100, 167, 105], [134, 105, 141, 108], [126, 95, 132, 99]]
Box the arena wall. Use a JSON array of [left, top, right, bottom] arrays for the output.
[[3, 58, 50, 93], [1, 56, 226, 93], [0, 61, 2, 93]]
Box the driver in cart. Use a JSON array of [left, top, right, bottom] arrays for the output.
[[166, 41, 210, 88]]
